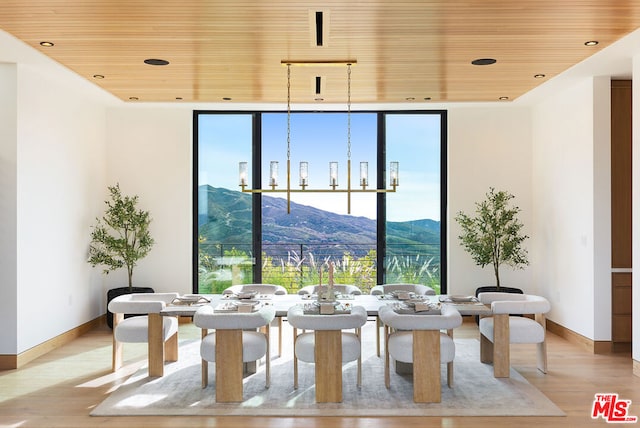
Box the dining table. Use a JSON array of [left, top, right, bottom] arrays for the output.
[[146, 292, 494, 378]]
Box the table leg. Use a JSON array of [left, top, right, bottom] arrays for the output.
[[216, 329, 244, 402], [315, 330, 342, 403], [493, 313, 510, 378], [148, 313, 164, 377], [413, 330, 440, 403]]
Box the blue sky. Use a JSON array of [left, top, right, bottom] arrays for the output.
[[198, 112, 441, 221]]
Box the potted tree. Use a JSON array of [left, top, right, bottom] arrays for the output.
[[455, 187, 529, 295], [89, 183, 155, 327]]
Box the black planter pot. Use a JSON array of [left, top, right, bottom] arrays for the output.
[[475, 285, 524, 297], [106, 286, 155, 329], [474, 285, 523, 324]]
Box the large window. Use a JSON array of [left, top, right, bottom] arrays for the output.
[[194, 110, 446, 294]]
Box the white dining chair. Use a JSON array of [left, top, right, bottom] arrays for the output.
[[369, 283, 437, 296], [107, 292, 180, 375], [287, 304, 367, 402], [477, 292, 551, 377], [297, 284, 362, 296], [193, 304, 276, 402], [378, 304, 462, 403], [222, 283, 288, 295], [222, 283, 286, 357], [370, 283, 437, 356]]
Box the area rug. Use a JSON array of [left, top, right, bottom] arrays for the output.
[[91, 323, 565, 417]]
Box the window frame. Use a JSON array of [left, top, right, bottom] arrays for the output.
[[192, 109, 447, 293]]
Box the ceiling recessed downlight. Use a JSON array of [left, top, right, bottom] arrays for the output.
[[39, 41, 54, 47], [471, 58, 497, 66], [144, 58, 170, 66], [534, 74, 546, 79], [93, 74, 105, 79], [498, 96, 509, 100], [584, 40, 599, 46]]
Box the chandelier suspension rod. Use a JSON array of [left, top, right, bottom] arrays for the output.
[[239, 59, 399, 215]]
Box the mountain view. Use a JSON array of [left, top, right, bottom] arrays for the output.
[[197, 185, 440, 261]]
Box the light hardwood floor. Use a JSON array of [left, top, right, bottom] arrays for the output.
[[1, 319, 638, 428]]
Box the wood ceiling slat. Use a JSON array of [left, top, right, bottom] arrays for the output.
[[2, 0, 640, 102]]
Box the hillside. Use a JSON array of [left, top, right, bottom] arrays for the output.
[[198, 185, 440, 258]]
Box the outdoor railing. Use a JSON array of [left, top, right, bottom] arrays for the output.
[[198, 242, 441, 294]]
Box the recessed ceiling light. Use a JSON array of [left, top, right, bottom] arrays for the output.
[[129, 97, 139, 101], [144, 58, 170, 66], [222, 97, 232, 101], [471, 58, 497, 66], [498, 96, 509, 101], [534, 74, 546, 79], [314, 97, 324, 101], [175, 97, 183, 100], [406, 97, 415, 101], [423, 97, 432, 101], [93, 74, 105, 79], [39, 41, 54, 47], [584, 40, 599, 46]]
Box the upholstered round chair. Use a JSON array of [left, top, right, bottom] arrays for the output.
[[107, 292, 180, 374], [477, 292, 551, 376], [378, 304, 462, 403], [222, 283, 288, 295], [297, 284, 362, 296], [369, 283, 436, 296], [370, 283, 437, 356], [193, 304, 276, 402], [287, 304, 368, 398]]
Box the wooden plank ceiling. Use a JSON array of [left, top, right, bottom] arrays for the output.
[[2, 1, 640, 103]]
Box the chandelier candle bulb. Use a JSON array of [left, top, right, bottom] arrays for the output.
[[330, 162, 338, 188], [299, 161, 308, 188], [360, 161, 368, 188], [270, 161, 279, 188], [390, 161, 399, 187], [239, 162, 248, 187]]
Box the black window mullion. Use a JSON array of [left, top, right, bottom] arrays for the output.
[[252, 113, 262, 283], [376, 112, 386, 286]]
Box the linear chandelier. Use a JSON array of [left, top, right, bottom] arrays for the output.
[[239, 60, 398, 214]]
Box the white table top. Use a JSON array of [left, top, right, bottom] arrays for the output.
[[161, 293, 492, 317]]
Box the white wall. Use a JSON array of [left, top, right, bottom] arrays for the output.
[[530, 77, 612, 340], [0, 63, 18, 354], [447, 106, 533, 296], [104, 108, 193, 297], [0, 30, 114, 354]]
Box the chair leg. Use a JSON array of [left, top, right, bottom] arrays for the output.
[[202, 359, 208, 388], [356, 327, 362, 388], [112, 313, 124, 372], [293, 327, 299, 389], [535, 313, 548, 374], [447, 361, 454, 387], [165, 329, 178, 362], [201, 328, 208, 388], [265, 323, 271, 388], [384, 325, 390, 389], [480, 333, 494, 363], [537, 340, 548, 374], [277, 316, 282, 358], [376, 317, 381, 357]]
